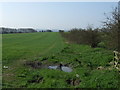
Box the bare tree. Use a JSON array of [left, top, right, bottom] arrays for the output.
[[103, 3, 120, 51]]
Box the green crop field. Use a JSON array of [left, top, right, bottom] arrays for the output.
[[2, 32, 119, 88], [2, 32, 65, 65]]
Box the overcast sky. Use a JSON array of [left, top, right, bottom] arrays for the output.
[[0, 2, 118, 30]]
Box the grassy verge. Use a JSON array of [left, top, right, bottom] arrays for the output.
[[0, 34, 2, 89], [2, 32, 119, 88]]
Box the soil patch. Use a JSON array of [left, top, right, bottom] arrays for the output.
[[25, 61, 46, 69], [66, 78, 81, 86]]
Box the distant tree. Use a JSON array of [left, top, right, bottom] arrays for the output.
[[46, 30, 52, 32], [59, 30, 64, 32]]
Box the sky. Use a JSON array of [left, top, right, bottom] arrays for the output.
[[0, 2, 118, 30]]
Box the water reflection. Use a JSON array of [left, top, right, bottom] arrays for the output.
[[48, 65, 72, 72]]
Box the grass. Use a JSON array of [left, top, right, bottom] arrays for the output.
[[2, 32, 65, 65], [0, 34, 2, 89], [2, 32, 119, 88]]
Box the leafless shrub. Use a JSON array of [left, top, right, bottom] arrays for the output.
[[60, 27, 101, 48], [102, 6, 120, 51]]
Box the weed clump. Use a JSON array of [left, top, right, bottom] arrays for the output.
[[27, 75, 43, 83], [66, 78, 81, 86], [25, 61, 42, 69]]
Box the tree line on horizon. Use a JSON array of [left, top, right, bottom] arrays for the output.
[[0, 27, 37, 34], [0, 28, 54, 34]]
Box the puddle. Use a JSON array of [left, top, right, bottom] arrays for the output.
[[25, 61, 72, 72], [48, 66, 58, 69], [48, 65, 72, 72], [61, 66, 72, 72]]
